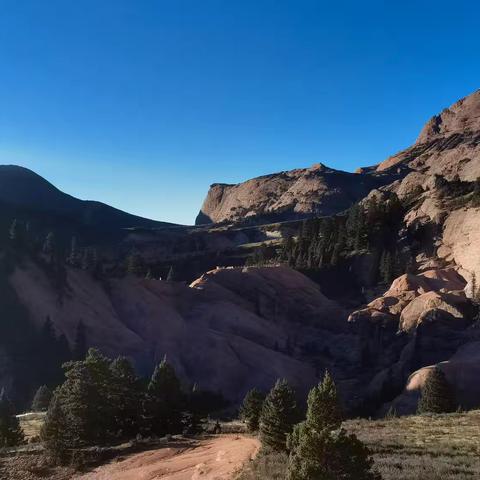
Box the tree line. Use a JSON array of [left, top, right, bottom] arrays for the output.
[[239, 366, 458, 480], [249, 193, 409, 285], [38, 348, 226, 463]]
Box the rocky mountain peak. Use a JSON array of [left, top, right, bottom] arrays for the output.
[[416, 89, 480, 144]]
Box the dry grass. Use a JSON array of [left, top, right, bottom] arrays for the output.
[[344, 411, 480, 480], [18, 413, 46, 442], [237, 411, 480, 480], [237, 451, 288, 480]]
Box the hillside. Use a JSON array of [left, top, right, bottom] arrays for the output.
[[1, 89, 480, 420], [0, 165, 175, 232]]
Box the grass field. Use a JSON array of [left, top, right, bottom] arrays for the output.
[[239, 411, 480, 480]]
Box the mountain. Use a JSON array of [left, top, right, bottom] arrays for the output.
[[195, 163, 400, 225], [2, 89, 480, 418], [0, 165, 176, 231]]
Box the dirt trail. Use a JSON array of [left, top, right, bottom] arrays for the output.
[[75, 435, 260, 480]]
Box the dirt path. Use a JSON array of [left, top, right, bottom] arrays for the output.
[[75, 435, 260, 480]]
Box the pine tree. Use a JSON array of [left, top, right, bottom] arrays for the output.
[[31, 385, 53, 412], [417, 367, 456, 414], [379, 250, 394, 285], [109, 357, 142, 438], [471, 272, 479, 303], [259, 379, 298, 452], [146, 358, 184, 436], [166, 266, 175, 282], [41, 393, 68, 463], [43, 232, 56, 255], [83, 349, 117, 441], [0, 389, 24, 447], [126, 252, 145, 276], [8, 219, 23, 246], [72, 321, 87, 360], [81, 248, 97, 271], [67, 236, 80, 267], [56, 361, 98, 446], [306, 371, 342, 431], [287, 427, 380, 480], [286, 373, 379, 480], [240, 388, 265, 432]]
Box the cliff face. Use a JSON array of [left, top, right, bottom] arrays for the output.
[[197, 90, 480, 227], [196, 163, 396, 225]]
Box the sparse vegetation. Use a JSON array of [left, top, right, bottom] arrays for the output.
[[240, 411, 480, 480]]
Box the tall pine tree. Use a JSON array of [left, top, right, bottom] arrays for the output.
[[146, 358, 184, 436], [287, 372, 379, 480], [259, 379, 298, 452]]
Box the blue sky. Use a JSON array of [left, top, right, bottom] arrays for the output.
[[0, 1, 478, 225]]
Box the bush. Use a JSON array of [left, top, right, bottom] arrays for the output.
[[417, 367, 456, 414]]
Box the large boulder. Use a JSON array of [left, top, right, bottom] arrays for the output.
[[399, 291, 469, 332]]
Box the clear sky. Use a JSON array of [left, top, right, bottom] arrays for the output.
[[0, 1, 479, 225]]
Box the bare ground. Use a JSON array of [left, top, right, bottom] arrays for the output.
[[74, 435, 260, 480]]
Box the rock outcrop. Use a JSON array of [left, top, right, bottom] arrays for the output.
[[196, 163, 396, 225]]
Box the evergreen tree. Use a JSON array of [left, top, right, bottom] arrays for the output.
[[126, 252, 145, 276], [83, 349, 118, 440], [240, 388, 265, 432], [67, 236, 80, 267], [286, 373, 379, 480], [43, 232, 56, 255], [41, 392, 68, 463], [31, 385, 53, 412], [166, 265, 175, 281], [417, 367, 456, 414], [287, 427, 380, 480], [72, 321, 87, 360], [0, 389, 24, 447], [259, 379, 298, 452], [8, 219, 23, 246], [471, 272, 479, 303], [379, 250, 394, 285], [146, 358, 184, 436], [109, 357, 142, 438], [306, 371, 342, 431], [81, 248, 96, 271], [56, 361, 98, 446]]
